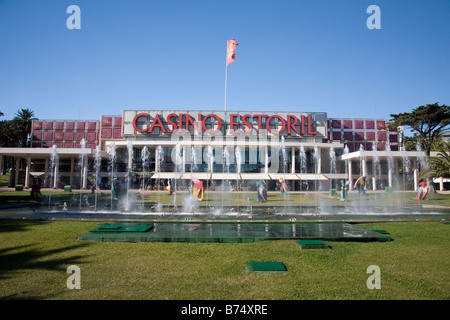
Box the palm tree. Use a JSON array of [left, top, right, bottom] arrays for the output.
[[427, 142, 450, 179], [13, 109, 37, 147], [0, 120, 22, 175], [0, 120, 21, 147]]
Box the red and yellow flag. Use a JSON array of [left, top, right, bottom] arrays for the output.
[[226, 39, 238, 66]]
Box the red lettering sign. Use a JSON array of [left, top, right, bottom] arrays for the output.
[[132, 113, 149, 133], [229, 114, 240, 133], [241, 114, 252, 133], [148, 114, 166, 133], [301, 115, 306, 135], [267, 115, 286, 134], [287, 115, 299, 134], [131, 112, 318, 136], [307, 115, 317, 134], [185, 114, 202, 133], [253, 114, 267, 134], [202, 114, 222, 133], [167, 113, 178, 133]]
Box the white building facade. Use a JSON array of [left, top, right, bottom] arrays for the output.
[[1, 109, 441, 191]]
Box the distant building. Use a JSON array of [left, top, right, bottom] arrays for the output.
[[1, 109, 442, 191]]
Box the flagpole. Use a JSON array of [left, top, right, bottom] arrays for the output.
[[224, 59, 228, 114]]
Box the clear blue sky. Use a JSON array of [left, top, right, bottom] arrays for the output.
[[0, 0, 449, 123]]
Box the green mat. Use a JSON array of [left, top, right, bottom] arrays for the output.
[[90, 224, 153, 233], [79, 222, 392, 243], [296, 239, 331, 249], [371, 229, 390, 235], [246, 262, 288, 273]]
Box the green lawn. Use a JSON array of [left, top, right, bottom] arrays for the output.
[[0, 173, 10, 187], [0, 220, 448, 300]]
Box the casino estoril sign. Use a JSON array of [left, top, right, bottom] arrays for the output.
[[122, 110, 327, 137]]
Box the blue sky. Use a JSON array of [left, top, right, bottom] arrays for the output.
[[0, 0, 449, 125]]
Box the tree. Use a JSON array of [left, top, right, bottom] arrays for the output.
[[390, 103, 450, 157], [403, 131, 447, 152], [13, 109, 37, 147], [0, 120, 21, 148], [0, 119, 22, 175], [426, 142, 450, 179]]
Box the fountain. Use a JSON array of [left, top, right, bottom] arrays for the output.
[[140, 146, 149, 210], [48, 145, 59, 208], [156, 146, 164, 211], [173, 143, 183, 209], [79, 139, 87, 210], [299, 145, 307, 191], [93, 146, 102, 210], [279, 136, 289, 212], [372, 142, 382, 191], [4, 136, 448, 245], [235, 146, 241, 191], [207, 145, 214, 196], [108, 142, 117, 210], [329, 147, 336, 189]]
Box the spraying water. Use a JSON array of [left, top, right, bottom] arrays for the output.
[[344, 145, 349, 178], [191, 146, 198, 172], [48, 145, 59, 208], [385, 143, 395, 189], [280, 136, 287, 174], [108, 142, 117, 210], [235, 146, 241, 191], [207, 145, 214, 195], [329, 147, 336, 189], [156, 146, 164, 211], [124, 140, 134, 211], [94, 146, 102, 210], [299, 145, 307, 191], [173, 144, 183, 209], [79, 139, 87, 210], [313, 145, 322, 214], [372, 142, 382, 190], [359, 144, 366, 178], [141, 146, 149, 210]]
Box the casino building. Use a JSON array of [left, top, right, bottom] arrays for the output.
[[0, 109, 442, 192]]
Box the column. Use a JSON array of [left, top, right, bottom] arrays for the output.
[[413, 169, 419, 191], [69, 158, 75, 187], [0, 155, 3, 177], [317, 155, 322, 174], [348, 160, 353, 190], [291, 147, 295, 174], [182, 146, 186, 173], [82, 162, 88, 189], [53, 160, 59, 189], [25, 156, 31, 188], [15, 158, 20, 186], [388, 168, 393, 188], [264, 146, 268, 174], [44, 158, 49, 187], [155, 147, 159, 173], [361, 159, 367, 177], [440, 177, 444, 191]]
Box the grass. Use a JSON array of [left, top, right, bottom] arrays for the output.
[[0, 173, 9, 187], [0, 220, 449, 300]]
